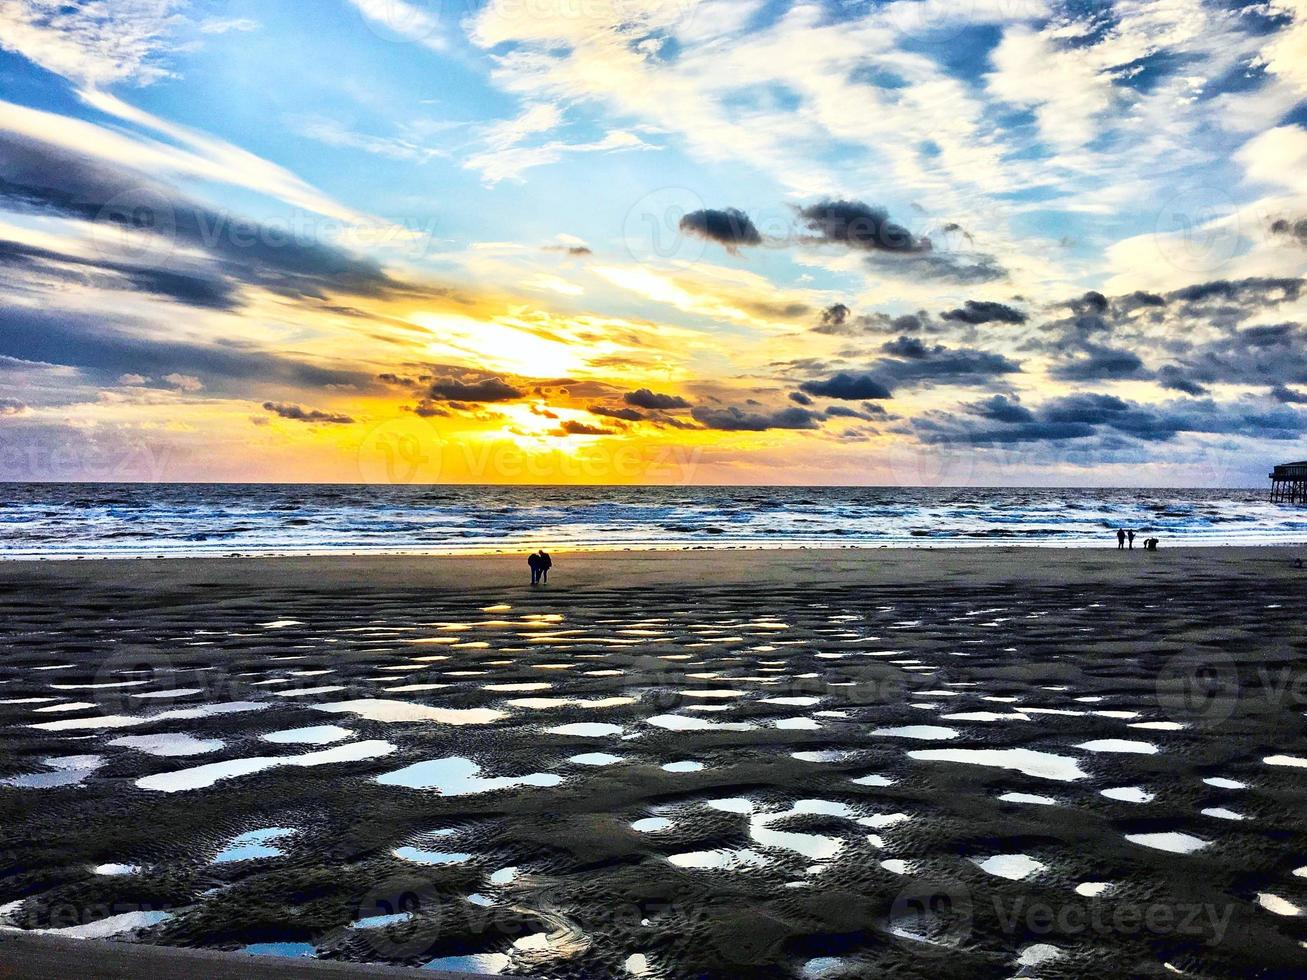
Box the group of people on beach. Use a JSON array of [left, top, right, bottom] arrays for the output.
[[1117, 529, 1158, 551], [527, 549, 553, 585]]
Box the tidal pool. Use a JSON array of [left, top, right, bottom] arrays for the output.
[[377, 756, 561, 795]]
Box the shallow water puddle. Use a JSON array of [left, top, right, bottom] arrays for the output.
[[137, 740, 396, 792], [974, 853, 1045, 880], [632, 817, 672, 833], [873, 725, 959, 740], [313, 699, 506, 726], [1075, 881, 1110, 897], [668, 848, 767, 870], [1201, 807, 1244, 821], [32, 700, 267, 732], [999, 792, 1057, 805], [214, 827, 296, 863], [109, 733, 225, 756], [851, 773, 895, 787], [1125, 832, 1208, 854], [941, 711, 1030, 723], [512, 697, 634, 710], [1264, 755, 1307, 768], [261, 725, 354, 745], [30, 910, 172, 939], [423, 952, 510, 973], [1203, 777, 1247, 789], [1101, 786, 1153, 803], [662, 761, 703, 773], [792, 750, 858, 763], [547, 722, 625, 737], [93, 863, 141, 875], [377, 756, 561, 795], [1256, 892, 1302, 916], [350, 911, 413, 929], [908, 748, 1088, 782], [647, 714, 755, 732], [570, 752, 623, 766], [394, 845, 472, 865], [1076, 739, 1158, 754], [773, 717, 821, 730], [1, 754, 103, 788]]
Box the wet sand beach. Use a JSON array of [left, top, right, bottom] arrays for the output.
[[2, 548, 1307, 978]]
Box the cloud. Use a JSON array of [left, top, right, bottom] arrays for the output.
[[590, 405, 646, 422], [554, 419, 614, 436], [929, 392, 1307, 447], [624, 388, 690, 410], [0, 237, 239, 310], [1270, 217, 1307, 247], [426, 377, 524, 402], [1155, 366, 1207, 397], [678, 208, 762, 254], [1272, 384, 1307, 403], [0, 397, 27, 416], [198, 17, 260, 34], [800, 373, 894, 400], [690, 405, 820, 431], [162, 373, 203, 392], [940, 299, 1028, 325], [1049, 345, 1147, 381], [0, 129, 408, 302], [262, 402, 355, 424], [796, 199, 928, 254], [0, 0, 182, 86], [964, 394, 1035, 424], [0, 305, 379, 394], [875, 341, 1022, 386]]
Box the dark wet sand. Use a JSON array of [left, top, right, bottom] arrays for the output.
[[2, 547, 1307, 978]]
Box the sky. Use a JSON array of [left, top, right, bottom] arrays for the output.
[[0, 0, 1306, 486]]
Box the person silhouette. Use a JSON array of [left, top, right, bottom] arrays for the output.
[[1127, 529, 1136, 550], [527, 551, 541, 585], [1117, 529, 1126, 550], [537, 549, 552, 584]]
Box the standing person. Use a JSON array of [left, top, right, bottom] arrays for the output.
[[1127, 529, 1136, 550], [528, 551, 541, 585], [538, 549, 552, 584], [1117, 529, 1126, 550]]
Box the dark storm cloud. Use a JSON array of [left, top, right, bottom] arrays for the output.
[[818, 303, 850, 331], [426, 377, 523, 402], [678, 208, 762, 253], [0, 131, 413, 302], [940, 299, 1028, 325], [922, 392, 1307, 447], [1272, 384, 1307, 403], [789, 391, 813, 406], [1156, 365, 1208, 396], [796, 199, 928, 253], [262, 401, 355, 424], [554, 420, 614, 436], [964, 394, 1035, 424], [0, 239, 239, 310], [1270, 217, 1307, 247], [799, 372, 894, 400], [1169, 277, 1302, 306], [0, 304, 380, 393], [690, 405, 820, 431], [624, 388, 690, 410], [825, 405, 877, 420], [875, 342, 1022, 385], [590, 405, 646, 422], [1049, 344, 1147, 381]]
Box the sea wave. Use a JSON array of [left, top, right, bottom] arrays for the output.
[[0, 483, 1304, 559]]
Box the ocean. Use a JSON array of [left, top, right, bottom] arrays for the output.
[[0, 483, 1303, 559]]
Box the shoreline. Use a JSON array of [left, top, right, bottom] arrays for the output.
[[3, 536, 1307, 564], [0, 544, 1302, 594]]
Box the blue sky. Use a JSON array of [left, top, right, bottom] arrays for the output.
[[0, 0, 1305, 485]]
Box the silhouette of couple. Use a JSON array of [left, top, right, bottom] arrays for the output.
[[527, 549, 553, 585], [1117, 529, 1159, 551]]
